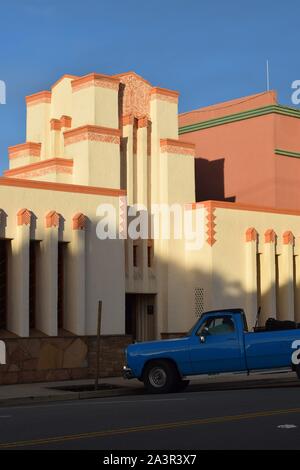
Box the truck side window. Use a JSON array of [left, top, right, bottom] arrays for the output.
[[198, 316, 235, 336]]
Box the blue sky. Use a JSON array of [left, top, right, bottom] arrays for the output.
[[0, 0, 299, 174]]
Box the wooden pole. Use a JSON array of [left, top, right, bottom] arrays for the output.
[[95, 300, 102, 390]]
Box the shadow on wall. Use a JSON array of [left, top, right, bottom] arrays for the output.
[[158, 250, 298, 335], [195, 158, 236, 203]]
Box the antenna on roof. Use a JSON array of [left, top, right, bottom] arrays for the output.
[[266, 59, 270, 91]]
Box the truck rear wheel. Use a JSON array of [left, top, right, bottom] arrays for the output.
[[143, 360, 179, 394]]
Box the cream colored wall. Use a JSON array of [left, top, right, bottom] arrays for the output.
[[205, 207, 300, 328], [50, 78, 73, 120], [0, 184, 125, 337], [72, 86, 119, 129], [26, 102, 50, 159]]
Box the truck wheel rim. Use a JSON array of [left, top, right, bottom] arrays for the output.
[[149, 367, 167, 388]]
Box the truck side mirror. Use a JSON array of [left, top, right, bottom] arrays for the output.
[[199, 335, 206, 344]]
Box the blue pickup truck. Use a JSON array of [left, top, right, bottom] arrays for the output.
[[123, 309, 300, 393]]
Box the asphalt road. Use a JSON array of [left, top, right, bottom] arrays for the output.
[[0, 381, 300, 450]]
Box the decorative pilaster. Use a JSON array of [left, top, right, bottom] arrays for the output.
[[36, 211, 59, 336], [8, 209, 31, 337], [260, 229, 277, 324], [50, 119, 61, 157], [279, 231, 295, 320], [122, 114, 135, 205], [245, 227, 258, 329], [65, 213, 86, 335], [137, 117, 149, 208]]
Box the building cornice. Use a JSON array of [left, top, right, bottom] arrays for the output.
[[64, 125, 121, 145], [4, 158, 73, 177], [25, 91, 51, 106], [0, 177, 126, 197], [71, 73, 120, 92], [8, 142, 41, 159], [275, 148, 300, 159], [187, 200, 300, 217], [179, 105, 300, 134], [160, 138, 195, 156]]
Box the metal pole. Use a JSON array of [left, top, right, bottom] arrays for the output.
[[95, 300, 102, 390]]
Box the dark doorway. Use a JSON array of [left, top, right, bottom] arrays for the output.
[[125, 293, 156, 341], [0, 240, 8, 330], [57, 242, 67, 330], [29, 240, 40, 330]]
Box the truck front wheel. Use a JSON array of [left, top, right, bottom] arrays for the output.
[[143, 360, 179, 394]]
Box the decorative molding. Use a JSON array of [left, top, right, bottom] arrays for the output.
[[118, 73, 152, 118], [17, 208, 31, 226], [283, 230, 295, 245], [137, 116, 149, 128], [60, 115, 72, 128], [187, 199, 300, 217], [275, 148, 300, 159], [151, 87, 179, 103], [8, 142, 41, 160], [0, 176, 126, 197], [264, 229, 276, 244], [64, 125, 120, 146], [50, 119, 62, 131], [72, 213, 86, 230], [25, 91, 51, 106], [4, 158, 73, 178], [45, 211, 60, 228], [114, 71, 152, 87], [205, 202, 216, 246], [71, 73, 120, 92], [160, 138, 195, 156], [245, 227, 258, 242], [122, 114, 135, 126], [179, 104, 300, 134]]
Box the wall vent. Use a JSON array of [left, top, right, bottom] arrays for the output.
[[195, 288, 204, 318]]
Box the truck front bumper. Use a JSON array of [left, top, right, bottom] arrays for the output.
[[123, 366, 134, 379]]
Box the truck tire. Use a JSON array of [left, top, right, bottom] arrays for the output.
[[143, 360, 179, 394]]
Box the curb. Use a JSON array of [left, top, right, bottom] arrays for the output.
[[0, 387, 142, 407]]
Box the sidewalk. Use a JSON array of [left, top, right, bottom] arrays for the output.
[[0, 370, 298, 407]]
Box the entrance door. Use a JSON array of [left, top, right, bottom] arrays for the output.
[[125, 294, 156, 341]]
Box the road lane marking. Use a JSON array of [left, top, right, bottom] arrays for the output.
[[1, 407, 300, 448], [0, 397, 187, 412]]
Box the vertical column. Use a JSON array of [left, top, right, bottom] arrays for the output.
[[245, 227, 258, 329], [65, 213, 86, 335], [50, 119, 61, 157], [37, 211, 59, 336], [279, 231, 295, 320], [122, 115, 134, 205], [137, 117, 149, 208], [8, 209, 31, 337], [260, 229, 277, 324], [26, 91, 51, 159], [60, 115, 72, 157]]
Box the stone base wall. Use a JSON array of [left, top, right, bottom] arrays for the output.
[[0, 335, 132, 385]]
